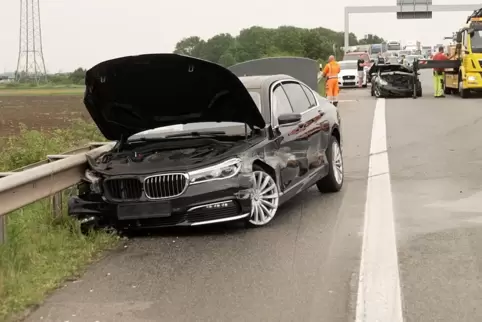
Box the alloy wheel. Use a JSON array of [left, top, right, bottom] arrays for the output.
[[248, 171, 279, 226], [332, 140, 343, 185]]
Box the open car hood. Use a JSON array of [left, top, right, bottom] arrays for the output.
[[84, 54, 266, 141], [368, 63, 413, 76]]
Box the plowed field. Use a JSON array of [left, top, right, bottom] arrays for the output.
[[0, 94, 91, 137]]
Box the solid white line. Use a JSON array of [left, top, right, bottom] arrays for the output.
[[355, 98, 404, 322]]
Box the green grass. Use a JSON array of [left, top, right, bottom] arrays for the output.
[[318, 78, 326, 97], [0, 86, 84, 96], [0, 120, 119, 321]]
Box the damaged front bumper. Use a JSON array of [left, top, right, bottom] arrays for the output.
[[377, 83, 420, 97], [68, 175, 253, 229]]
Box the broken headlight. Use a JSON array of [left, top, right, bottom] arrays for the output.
[[378, 78, 388, 86], [83, 169, 102, 194], [188, 158, 242, 185]]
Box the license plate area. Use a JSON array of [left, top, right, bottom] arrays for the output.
[[117, 202, 172, 220]]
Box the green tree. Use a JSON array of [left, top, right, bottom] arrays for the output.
[[173, 25, 383, 66], [174, 36, 206, 57], [69, 67, 86, 84], [358, 34, 385, 45]]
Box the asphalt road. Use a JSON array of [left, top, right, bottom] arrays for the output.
[[25, 70, 482, 322]]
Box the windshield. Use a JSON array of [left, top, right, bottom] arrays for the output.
[[340, 62, 358, 70], [371, 46, 381, 54], [405, 56, 416, 62], [387, 44, 401, 50], [127, 90, 261, 141], [249, 91, 261, 110], [471, 30, 482, 53]]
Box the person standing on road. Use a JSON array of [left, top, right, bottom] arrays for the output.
[[432, 46, 450, 98], [357, 55, 365, 87], [322, 55, 341, 106]]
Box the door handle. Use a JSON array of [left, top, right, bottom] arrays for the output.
[[317, 110, 325, 116]]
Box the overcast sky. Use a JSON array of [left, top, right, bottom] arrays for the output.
[[1, 0, 479, 72]]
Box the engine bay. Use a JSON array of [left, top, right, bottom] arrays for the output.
[[92, 138, 243, 170]]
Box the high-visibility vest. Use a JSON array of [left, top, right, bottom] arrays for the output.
[[323, 61, 340, 79]]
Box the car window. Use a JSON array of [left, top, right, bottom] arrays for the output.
[[281, 82, 311, 113], [272, 85, 293, 117], [249, 91, 261, 110], [300, 84, 317, 107]]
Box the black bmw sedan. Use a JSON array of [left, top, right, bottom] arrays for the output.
[[69, 54, 344, 230]]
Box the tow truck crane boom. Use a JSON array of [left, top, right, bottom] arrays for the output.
[[413, 7, 482, 98]]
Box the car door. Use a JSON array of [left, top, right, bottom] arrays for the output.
[[275, 81, 315, 188], [299, 83, 330, 173], [271, 83, 303, 191]]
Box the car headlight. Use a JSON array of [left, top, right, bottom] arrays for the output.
[[83, 169, 102, 193], [188, 158, 242, 185], [467, 76, 476, 81], [378, 79, 388, 86]]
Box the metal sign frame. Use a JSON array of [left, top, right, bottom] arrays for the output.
[[344, 5, 482, 49]]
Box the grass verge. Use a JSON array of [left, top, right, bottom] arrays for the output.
[[318, 78, 326, 97], [0, 120, 119, 321], [0, 87, 84, 97]]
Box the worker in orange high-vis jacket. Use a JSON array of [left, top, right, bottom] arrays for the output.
[[322, 55, 341, 106]]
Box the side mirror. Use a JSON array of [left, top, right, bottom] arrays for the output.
[[278, 113, 302, 126]]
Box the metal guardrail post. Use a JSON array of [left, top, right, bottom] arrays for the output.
[[47, 154, 70, 218], [0, 214, 5, 244], [0, 172, 11, 244]]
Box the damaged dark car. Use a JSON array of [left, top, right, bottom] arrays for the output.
[[69, 53, 344, 231], [369, 62, 422, 98]]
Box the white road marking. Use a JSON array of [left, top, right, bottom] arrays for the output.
[[337, 100, 358, 103], [355, 98, 404, 322]]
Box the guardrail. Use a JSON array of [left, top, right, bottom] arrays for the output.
[[0, 141, 115, 244]]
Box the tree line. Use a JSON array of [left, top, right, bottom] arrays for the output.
[[174, 26, 385, 66]]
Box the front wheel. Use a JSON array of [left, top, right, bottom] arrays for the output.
[[373, 85, 383, 98], [246, 165, 280, 227], [459, 79, 470, 98], [316, 135, 344, 193]]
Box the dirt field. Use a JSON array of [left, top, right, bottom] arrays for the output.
[[0, 94, 91, 137]]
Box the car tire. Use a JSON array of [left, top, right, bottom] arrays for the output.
[[373, 86, 383, 98], [362, 84, 368, 88], [459, 79, 470, 98], [245, 164, 280, 228], [417, 88, 422, 97], [316, 135, 343, 193]]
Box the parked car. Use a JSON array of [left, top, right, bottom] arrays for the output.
[[343, 51, 371, 66], [403, 55, 423, 68], [338, 60, 367, 88], [69, 54, 344, 231], [369, 62, 422, 98]]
